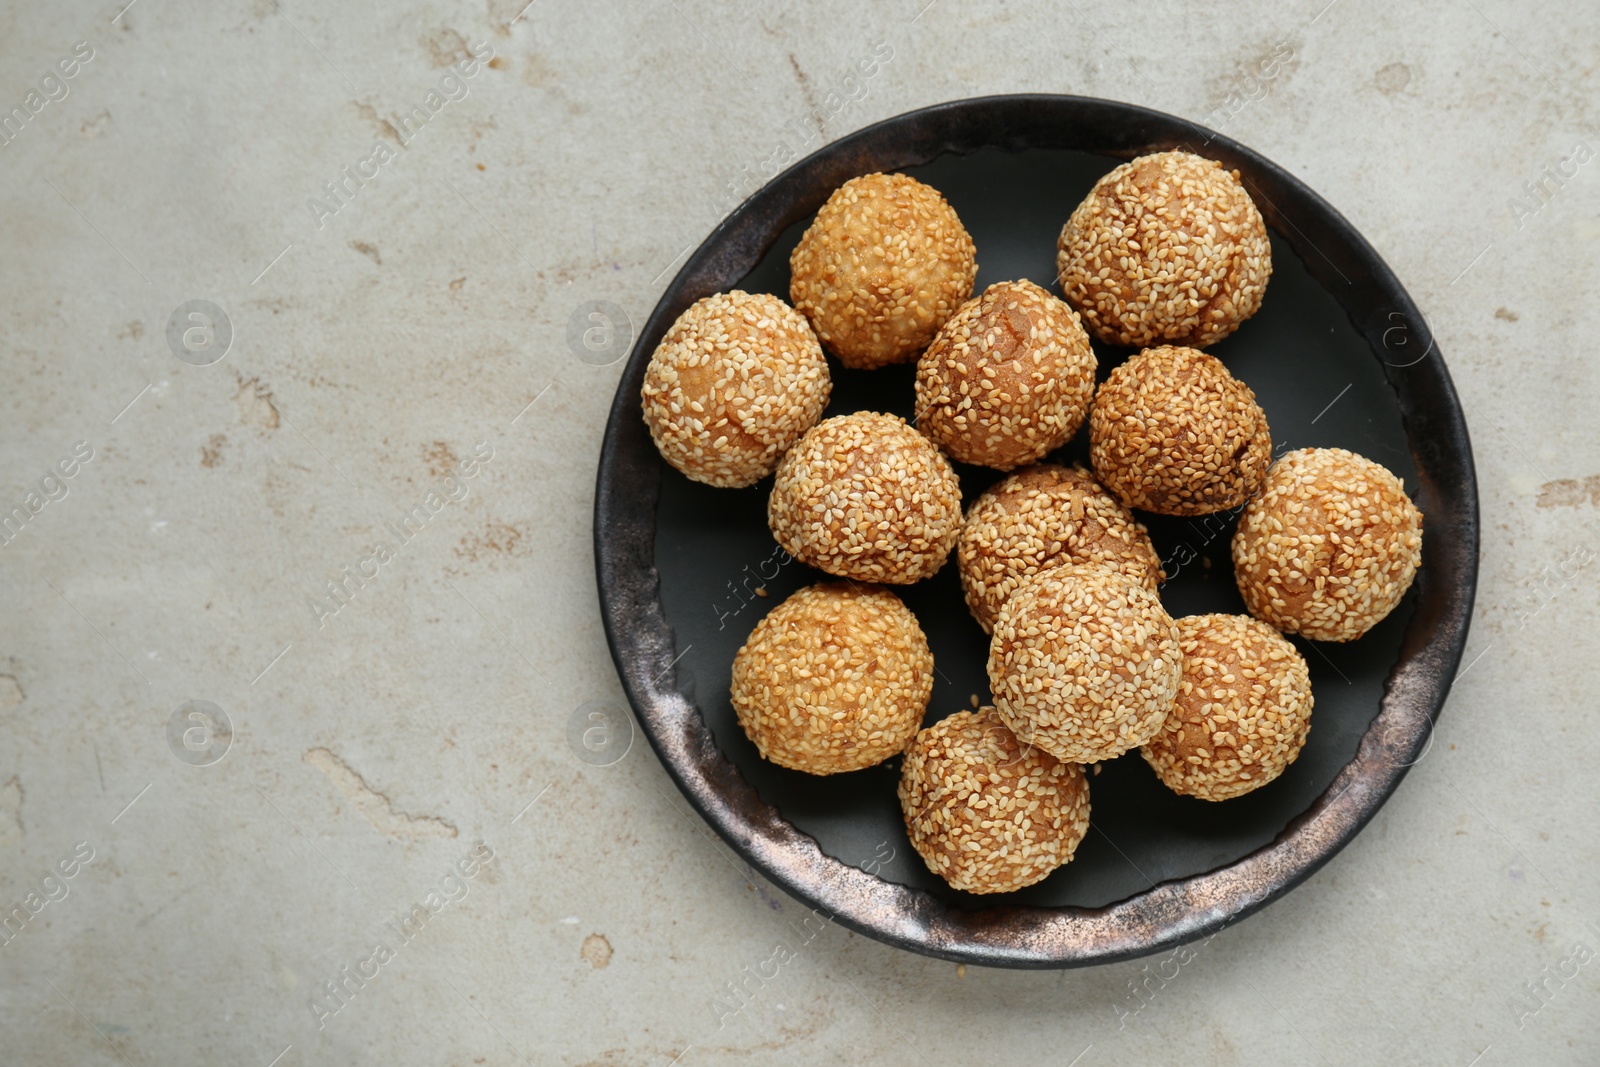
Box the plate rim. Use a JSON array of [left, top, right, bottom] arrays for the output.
[[593, 93, 1480, 968]]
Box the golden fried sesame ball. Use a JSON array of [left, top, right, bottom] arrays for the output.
[[1089, 345, 1272, 516], [641, 291, 831, 488], [898, 708, 1090, 894], [1141, 614, 1313, 801], [789, 173, 978, 369], [1233, 448, 1423, 642], [731, 583, 932, 775], [989, 567, 1181, 764], [914, 280, 1096, 470], [958, 464, 1163, 634], [1057, 151, 1271, 348], [768, 412, 963, 584]]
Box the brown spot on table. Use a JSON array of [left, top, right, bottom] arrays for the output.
[[455, 521, 526, 563], [352, 100, 404, 146], [522, 54, 553, 88], [580, 933, 612, 969], [423, 440, 460, 478], [1537, 475, 1600, 508], [80, 110, 111, 137], [421, 26, 472, 67], [1374, 62, 1411, 95], [787, 52, 819, 116], [233, 374, 280, 431], [0, 776, 23, 847]]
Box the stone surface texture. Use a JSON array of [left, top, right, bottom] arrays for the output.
[[0, 1, 1596, 1064]]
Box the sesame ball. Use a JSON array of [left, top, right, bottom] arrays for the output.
[[768, 412, 963, 584], [958, 464, 1163, 634], [731, 583, 932, 775], [988, 567, 1181, 764], [914, 280, 1097, 470], [790, 173, 978, 369], [1232, 448, 1423, 642], [898, 708, 1090, 894], [1141, 614, 1313, 801], [1089, 345, 1272, 516], [641, 290, 831, 488], [1057, 151, 1271, 348]]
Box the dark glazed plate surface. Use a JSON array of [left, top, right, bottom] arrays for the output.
[[594, 95, 1478, 967]]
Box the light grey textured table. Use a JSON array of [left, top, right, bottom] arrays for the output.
[[2, 1, 1596, 1064]]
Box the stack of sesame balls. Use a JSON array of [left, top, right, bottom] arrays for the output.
[[639, 153, 1424, 896]]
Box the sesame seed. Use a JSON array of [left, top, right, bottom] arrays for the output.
[[1232, 448, 1423, 641], [769, 412, 963, 585], [1141, 614, 1313, 801], [914, 280, 1097, 470], [641, 290, 831, 488], [1090, 345, 1272, 516], [988, 568, 1181, 764], [1056, 151, 1272, 349], [790, 173, 978, 369], [957, 464, 1164, 634], [731, 583, 933, 775], [899, 708, 1091, 894]]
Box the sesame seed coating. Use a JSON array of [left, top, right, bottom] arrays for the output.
[[641, 290, 832, 488], [1141, 614, 1313, 801], [768, 412, 964, 584], [1232, 448, 1423, 642], [958, 464, 1164, 634], [988, 567, 1181, 764], [731, 583, 933, 775], [790, 173, 978, 369], [1057, 151, 1271, 348], [898, 708, 1090, 894], [914, 280, 1097, 470], [1089, 345, 1272, 516]]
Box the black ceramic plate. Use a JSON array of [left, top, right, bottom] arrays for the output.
[[595, 95, 1477, 968]]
